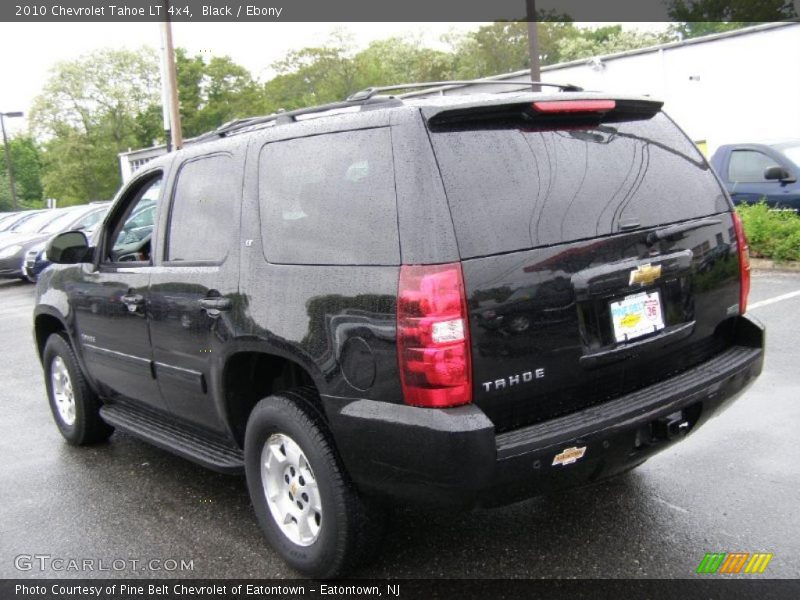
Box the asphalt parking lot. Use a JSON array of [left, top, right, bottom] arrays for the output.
[[0, 271, 798, 579]]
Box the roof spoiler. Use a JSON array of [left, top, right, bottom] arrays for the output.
[[427, 98, 664, 129]]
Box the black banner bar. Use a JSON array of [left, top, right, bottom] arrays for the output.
[[3, 579, 800, 600], [1, 0, 798, 22]]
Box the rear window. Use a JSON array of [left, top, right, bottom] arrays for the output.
[[168, 154, 239, 263], [258, 128, 399, 265], [430, 112, 728, 259]]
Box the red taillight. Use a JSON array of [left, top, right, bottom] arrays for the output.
[[732, 212, 751, 314], [397, 263, 472, 408], [532, 99, 616, 113]]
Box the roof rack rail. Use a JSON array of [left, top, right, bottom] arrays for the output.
[[190, 79, 582, 144], [347, 79, 583, 101], [193, 95, 403, 142]]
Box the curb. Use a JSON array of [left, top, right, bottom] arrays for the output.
[[750, 258, 800, 273]]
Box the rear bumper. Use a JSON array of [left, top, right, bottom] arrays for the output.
[[324, 315, 765, 507]]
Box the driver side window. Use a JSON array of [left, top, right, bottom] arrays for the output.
[[106, 175, 162, 263]]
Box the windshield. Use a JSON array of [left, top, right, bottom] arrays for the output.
[[1, 212, 35, 232], [39, 209, 83, 234], [11, 210, 61, 234], [0, 213, 18, 229]]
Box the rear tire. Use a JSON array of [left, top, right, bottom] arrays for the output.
[[43, 332, 114, 445], [244, 388, 384, 578]]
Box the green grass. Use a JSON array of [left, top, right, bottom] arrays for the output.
[[736, 202, 800, 262]]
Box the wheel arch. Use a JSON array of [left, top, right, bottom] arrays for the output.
[[33, 307, 69, 362], [221, 348, 323, 447]]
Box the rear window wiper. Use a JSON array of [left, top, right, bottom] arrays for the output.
[[646, 218, 721, 245]]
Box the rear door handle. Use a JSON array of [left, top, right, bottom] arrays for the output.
[[198, 297, 232, 311]]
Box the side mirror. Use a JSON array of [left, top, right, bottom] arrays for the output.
[[46, 231, 92, 264], [764, 165, 797, 183]]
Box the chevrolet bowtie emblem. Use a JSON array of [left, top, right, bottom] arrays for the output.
[[629, 263, 662, 286]]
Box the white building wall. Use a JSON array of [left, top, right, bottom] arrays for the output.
[[118, 145, 168, 183], [537, 23, 800, 155]]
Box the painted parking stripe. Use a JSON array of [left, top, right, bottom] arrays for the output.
[[749, 290, 800, 310]]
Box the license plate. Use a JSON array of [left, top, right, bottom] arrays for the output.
[[609, 290, 665, 343]]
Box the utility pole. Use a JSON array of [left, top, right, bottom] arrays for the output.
[[526, 0, 541, 91], [159, 8, 173, 151], [0, 111, 23, 210], [161, 0, 183, 150]]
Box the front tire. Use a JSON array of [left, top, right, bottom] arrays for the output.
[[43, 332, 114, 445], [244, 389, 384, 578]]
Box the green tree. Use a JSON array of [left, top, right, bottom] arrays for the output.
[[555, 26, 673, 61], [262, 33, 457, 110], [0, 171, 12, 212], [353, 36, 454, 88], [0, 135, 43, 206], [30, 48, 161, 204], [445, 18, 582, 78], [175, 49, 267, 137], [448, 22, 533, 77], [265, 32, 361, 109], [667, 0, 796, 39]]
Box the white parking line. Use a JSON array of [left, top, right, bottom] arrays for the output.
[[749, 290, 800, 310]]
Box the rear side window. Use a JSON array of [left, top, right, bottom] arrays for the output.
[[728, 149, 779, 183], [258, 128, 399, 265], [168, 154, 239, 263], [430, 112, 729, 258]]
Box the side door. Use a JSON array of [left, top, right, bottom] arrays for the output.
[[71, 171, 167, 411], [147, 151, 243, 435], [726, 147, 788, 207]]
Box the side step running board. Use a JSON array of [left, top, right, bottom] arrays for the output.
[[100, 403, 244, 474]]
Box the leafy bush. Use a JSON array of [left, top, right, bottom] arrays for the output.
[[736, 202, 800, 262]]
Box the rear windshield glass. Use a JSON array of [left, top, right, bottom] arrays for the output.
[[430, 112, 728, 259]]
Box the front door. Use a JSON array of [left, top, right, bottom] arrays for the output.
[[72, 172, 167, 411]]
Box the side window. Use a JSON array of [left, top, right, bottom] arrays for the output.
[[106, 176, 162, 263], [258, 128, 399, 265], [167, 154, 239, 263], [728, 150, 780, 183]]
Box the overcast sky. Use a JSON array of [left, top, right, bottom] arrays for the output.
[[0, 22, 483, 134], [0, 21, 665, 135]]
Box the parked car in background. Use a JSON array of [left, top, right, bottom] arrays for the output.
[[0, 205, 108, 280], [0, 210, 46, 234], [22, 204, 109, 282], [710, 141, 800, 211], [0, 209, 59, 243], [0, 212, 22, 230]]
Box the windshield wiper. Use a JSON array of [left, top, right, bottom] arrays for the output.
[[646, 218, 721, 245]]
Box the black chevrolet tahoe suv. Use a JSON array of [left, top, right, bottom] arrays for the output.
[[34, 83, 764, 578]]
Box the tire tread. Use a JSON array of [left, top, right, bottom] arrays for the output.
[[44, 332, 114, 445], [245, 387, 384, 577]]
